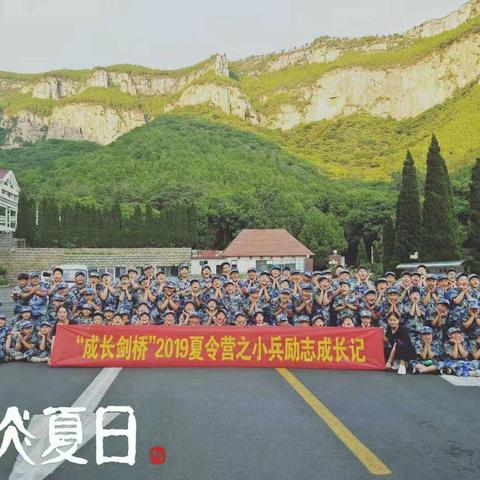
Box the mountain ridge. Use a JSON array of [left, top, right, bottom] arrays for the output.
[[0, 1, 479, 182]]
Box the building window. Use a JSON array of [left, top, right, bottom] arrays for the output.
[[255, 260, 298, 272], [0, 206, 6, 227], [115, 267, 124, 280], [157, 266, 178, 278], [8, 209, 16, 229]]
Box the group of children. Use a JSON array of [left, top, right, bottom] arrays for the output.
[[1, 263, 480, 375]]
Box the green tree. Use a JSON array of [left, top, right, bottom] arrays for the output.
[[356, 237, 369, 266], [36, 198, 60, 247], [465, 158, 480, 271], [101, 201, 123, 247], [144, 204, 155, 247], [395, 150, 421, 262], [60, 204, 73, 247], [92, 206, 104, 248], [15, 190, 37, 246], [298, 209, 347, 266], [123, 204, 144, 247], [420, 135, 461, 261], [382, 217, 396, 272]]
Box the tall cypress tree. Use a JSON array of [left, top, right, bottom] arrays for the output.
[[356, 238, 369, 266], [420, 135, 460, 261], [165, 206, 177, 246], [395, 151, 421, 262], [69, 204, 81, 247], [383, 217, 396, 272], [60, 204, 71, 247], [128, 204, 144, 247], [187, 203, 198, 248], [75, 204, 88, 247], [465, 158, 480, 271], [100, 202, 123, 247], [15, 191, 37, 246], [36, 198, 50, 247], [156, 209, 168, 246], [50, 200, 61, 246], [144, 204, 155, 247], [91, 206, 103, 248]]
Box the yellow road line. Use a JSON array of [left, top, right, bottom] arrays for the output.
[[276, 368, 391, 476]]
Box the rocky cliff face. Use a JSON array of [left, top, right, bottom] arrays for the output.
[[1, 111, 49, 147], [166, 83, 259, 124], [237, 0, 480, 75], [24, 53, 229, 100], [407, 0, 480, 38], [46, 104, 146, 144], [270, 31, 480, 129], [1, 105, 146, 147], [1, 2, 479, 145]]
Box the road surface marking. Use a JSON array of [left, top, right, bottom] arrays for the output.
[[9, 367, 122, 480], [276, 368, 391, 476], [440, 374, 480, 387]]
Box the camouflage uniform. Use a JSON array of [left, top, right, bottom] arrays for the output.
[[9, 322, 39, 361], [28, 282, 48, 330], [443, 337, 476, 376], [0, 321, 12, 362], [221, 292, 245, 322], [352, 280, 375, 298], [332, 293, 358, 325], [447, 287, 470, 328], [410, 335, 443, 370], [402, 300, 426, 344]]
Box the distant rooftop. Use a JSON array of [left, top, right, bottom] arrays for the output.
[[396, 260, 466, 269], [191, 250, 225, 260], [0, 169, 12, 180], [222, 229, 313, 257]]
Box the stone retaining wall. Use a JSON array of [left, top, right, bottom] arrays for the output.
[[0, 247, 191, 282]]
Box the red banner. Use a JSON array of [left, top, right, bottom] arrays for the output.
[[50, 325, 385, 370]]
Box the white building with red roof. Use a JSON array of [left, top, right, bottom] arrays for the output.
[[0, 169, 20, 233], [191, 229, 314, 275]]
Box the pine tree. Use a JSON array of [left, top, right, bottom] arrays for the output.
[[187, 203, 198, 247], [382, 218, 396, 272], [420, 135, 461, 261], [144, 204, 155, 247], [465, 158, 480, 271], [75, 204, 89, 247], [165, 206, 177, 246], [395, 151, 421, 262], [15, 191, 37, 246], [37, 198, 60, 247], [105, 201, 123, 247], [128, 204, 144, 247], [60, 204, 71, 247], [92, 206, 104, 248], [156, 209, 168, 246], [356, 237, 369, 266], [69, 204, 81, 247]]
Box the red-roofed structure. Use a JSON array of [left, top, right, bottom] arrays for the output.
[[222, 229, 313, 257], [191, 229, 313, 274]]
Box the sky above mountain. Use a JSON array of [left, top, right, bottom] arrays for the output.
[[0, 0, 467, 72]]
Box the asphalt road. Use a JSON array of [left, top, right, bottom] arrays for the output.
[[0, 363, 479, 480], [1, 287, 479, 480]]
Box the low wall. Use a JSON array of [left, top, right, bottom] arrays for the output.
[[0, 247, 192, 282]]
